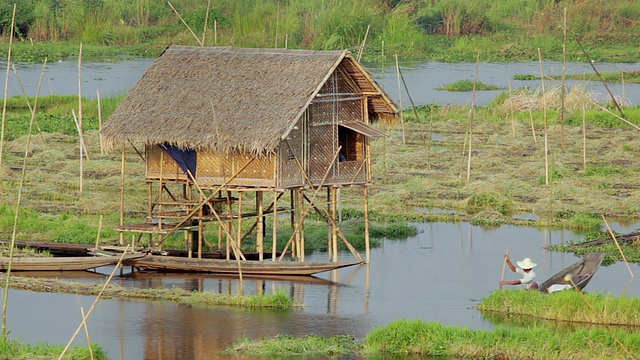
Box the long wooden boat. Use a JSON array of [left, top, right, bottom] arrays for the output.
[[538, 252, 607, 293], [124, 255, 363, 276], [0, 254, 146, 272]]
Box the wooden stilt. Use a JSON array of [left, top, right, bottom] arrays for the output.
[[119, 144, 125, 246], [331, 186, 338, 262], [327, 187, 332, 260], [257, 191, 264, 261], [272, 190, 278, 261], [364, 185, 370, 264]]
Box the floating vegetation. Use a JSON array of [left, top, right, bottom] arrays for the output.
[[226, 318, 640, 359], [478, 289, 640, 326], [1, 275, 294, 310], [435, 79, 504, 91]]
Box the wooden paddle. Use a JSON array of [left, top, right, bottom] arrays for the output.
[[499, 247, 509, 289]]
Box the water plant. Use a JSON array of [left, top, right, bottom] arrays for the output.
[[226, 318, 640, 359]]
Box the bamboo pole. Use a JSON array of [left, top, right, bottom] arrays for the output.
[[158, 160, 256, 246], [71, 109, 90, 160], [364, 186, 370, 264], [560, 7, 567, 151], [202, 0, 212, 45], [119, 144, 125, 245], [10, 64, 45, 141], [466, 50, 480, 183], [508, 81, 515, 138], [95, 214, 103, 249], [394, 54, 406, 144], [565, 275, 636, 360], [257, 191, 264, 261], [274, 0, 280, 48], [538, 48, 549, 186], [499, 247, 509, 289], [0, 4, 16, 168], [602, 215, 634, 278], [331, 186, 338, 262], [78, 43, 84, 195], [80, 307, 94, 360], [272, 190, 278, 261], [2, 58, 46, 340], [284, 141, 363, 262], [576, 38, 625, 118], [593, 103, 640, 131], [357, 24, 370, 62], [57, 246, 131, 360], [97, 90, 104, 155], [528, 108, 537, 144], [167, 1, 203, 46], [582, 104, 586, 171], [279, 148, 343, 261]]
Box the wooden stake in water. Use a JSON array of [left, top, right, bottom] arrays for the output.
[[395, 54, 405, 144]]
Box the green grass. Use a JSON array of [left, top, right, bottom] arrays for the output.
[[3, 0, 640, 63], [0, 338, 106, 360], [478, 289, 640, 326], [226, 318, 640, 359]]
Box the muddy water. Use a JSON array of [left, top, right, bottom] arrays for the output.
[[3, 221, 639, 359]]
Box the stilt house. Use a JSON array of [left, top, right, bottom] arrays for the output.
[[101, 45, 397, 263]]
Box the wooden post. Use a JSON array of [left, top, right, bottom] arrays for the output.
[[298, 189, 304, 261], [257, 191, 264, 261], [331, 186, 338, 262], [272, 190, 278, 261], [119, 144, 126, 246], [237, 191, 243, 251], [364, 186, 370, 264], [327, 187, 332, 260], [538, 48, 549, 186], [394, 54, 405, 144], [77, 43, 84, 195]]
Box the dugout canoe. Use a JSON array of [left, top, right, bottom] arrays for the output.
[[0, 253, 146, 272], [538, 252, 606, 293], [124, 255, 363, 276]]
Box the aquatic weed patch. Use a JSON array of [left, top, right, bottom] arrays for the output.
[[226, 318, 640, 359], [478, 289, 640, 326]]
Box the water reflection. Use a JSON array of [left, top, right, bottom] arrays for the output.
[[3, 222, 640, 359]]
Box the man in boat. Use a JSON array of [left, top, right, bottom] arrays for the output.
[[500, 255, 538, 290]]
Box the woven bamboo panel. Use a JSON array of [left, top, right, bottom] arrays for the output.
[[278, 122, 304, 188], [337, 99, 363, 122], [146, 145, 187, 180], [308, 124, 337, 183], [196, 152, 275, 187], [335, 160, 366, 183]]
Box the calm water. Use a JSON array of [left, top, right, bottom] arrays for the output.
[[2, 58, 640, 359], [3, 221, 639, 359], [3, 58, 640, 106]]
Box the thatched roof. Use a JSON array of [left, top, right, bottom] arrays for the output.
[[102, 45, 396, 154]]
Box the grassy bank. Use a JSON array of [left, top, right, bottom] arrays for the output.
[[0, 339, 105, 360], [226, 318, 640, 359], [478, 289, 640, 326], [1, 1, 640, 63]]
